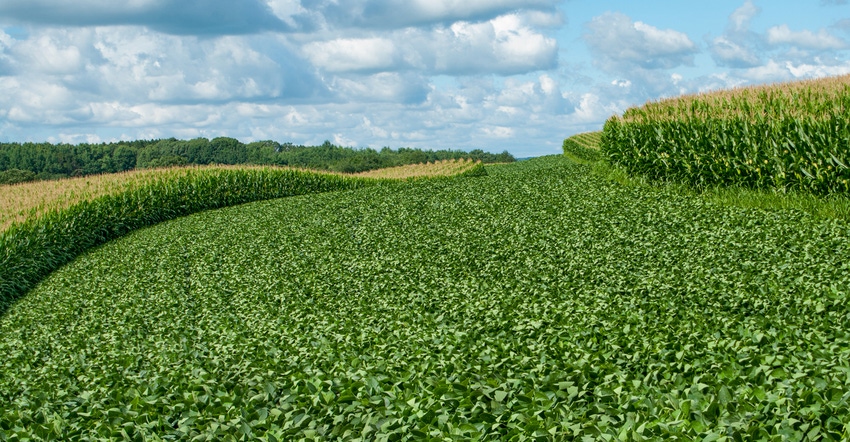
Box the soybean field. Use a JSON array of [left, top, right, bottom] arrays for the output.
[[1, 156, 849, 440]]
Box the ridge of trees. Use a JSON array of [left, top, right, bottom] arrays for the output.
[[0, 138, 515, 184]]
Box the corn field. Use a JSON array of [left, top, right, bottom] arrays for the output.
[[562, 132, 602, 164], [602, 74, 850, 194]]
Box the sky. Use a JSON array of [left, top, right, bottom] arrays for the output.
[[0, 1, 848, 157]]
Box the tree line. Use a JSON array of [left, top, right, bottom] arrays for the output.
[[0, 138, 515, 184]]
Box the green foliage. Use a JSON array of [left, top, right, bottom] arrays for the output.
[[145, 154, 188, 168], [562, 132, 602, 164], [0, 139, 515, 181], [456, 161, 488, 178], [602, 74, 850, 195], [0, 169, 36, 185], [0, 168, 386, 316], [2, 156, 850, 440]]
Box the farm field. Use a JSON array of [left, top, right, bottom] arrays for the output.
[[1, 156, 848, 440], [0, 160, 482, 233], [0, 161, 485, 313], [603, 74, 850, 194]]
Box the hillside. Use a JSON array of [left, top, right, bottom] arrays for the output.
[[2, 156, 848, 440]]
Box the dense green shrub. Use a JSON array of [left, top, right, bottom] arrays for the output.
[[0, 169, 36, 185]]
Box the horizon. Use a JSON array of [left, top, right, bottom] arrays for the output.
[[1, 0, 848, 157]]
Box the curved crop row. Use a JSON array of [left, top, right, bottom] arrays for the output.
[[602, 74, 850, 194], [562, 132, 602, 164], [0, 167, 386, 315]]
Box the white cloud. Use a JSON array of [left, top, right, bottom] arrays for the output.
[[482, 126, 514, 138], [0, 0, 293, 35], [573, 93, 626, 124], [583, 12, 697, 72], [785, 60, 850, 78], [266, 0, 311, 28], [12, 31, 87, 74], [729, 0, 760, 33], [428, 14, 558, 75], [329, 72, 430, 103], [707, 1, 850, 79], [303, 13, 557, 76], [410, 0, 552, 22], [766, 24, 847, 49], [305, 0, 560, 29], [739, 59, 850, 82], [88, 28, 324, 103], [708, 1, 763, 68], [0, 30, 15, 75], [710, 36, 761, 68], [305, 38, 398, 72]]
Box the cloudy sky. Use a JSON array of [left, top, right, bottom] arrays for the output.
[[0, 1, 848, 157]]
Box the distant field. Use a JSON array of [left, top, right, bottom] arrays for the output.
[[2, 156, 848, 440], [603, 74, 850, 194], [354, 158, 483, 179], [0, 160, 482, 233]]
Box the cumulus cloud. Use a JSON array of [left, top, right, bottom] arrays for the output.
[[728, 0, 760, 33], [583, 12, 697, 72], [710, 0, 849, 73], [0, 30, 17, 76], [301, 0, 560, 29], [708, 1, 763, 68], [329, 72, 431, 104], [737, 59, 850, 82], [0, 26, 330, 135], [0, 0, 296, 35], [305, 38, 399, 73], [710, 36, 761, 68], [766, 24, 847, 49], [430, 15, 558, 75], [90, 30, 326, 103], [303, 13, 557, 76]]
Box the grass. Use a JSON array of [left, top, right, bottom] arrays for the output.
[[1, 156, 849, 440]]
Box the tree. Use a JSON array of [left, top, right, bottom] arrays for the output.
[[0, 168, 36, 185]]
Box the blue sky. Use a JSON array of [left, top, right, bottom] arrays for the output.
[[0, 1, 848, 157]]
